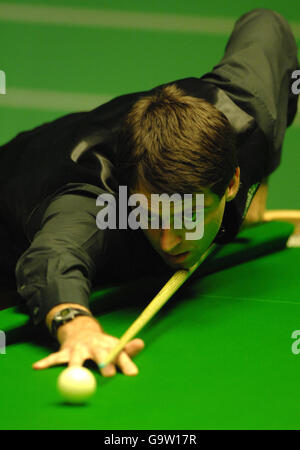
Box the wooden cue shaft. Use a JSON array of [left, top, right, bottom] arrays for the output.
[[99, 244, 217, 368]]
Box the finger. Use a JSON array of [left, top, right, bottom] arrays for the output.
[[97, 339, 144, 375], [33, 349, 69, 369], [91, 347, 117, 377], [116, 351, 139, 376], [124, 339, 145, 358]]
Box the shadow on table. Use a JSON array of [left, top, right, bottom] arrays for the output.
[[2, 268, 207, 353], [1, 273, 171, 347], [2, 221, 294, 350]]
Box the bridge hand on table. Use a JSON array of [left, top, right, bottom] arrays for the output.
[[32, 315, 145, 377]]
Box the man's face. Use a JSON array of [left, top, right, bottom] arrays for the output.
[[132, 168, 240, 269], [141, 188, 226, 269]]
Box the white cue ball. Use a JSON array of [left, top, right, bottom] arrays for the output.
[[57, 367, 97, 404]]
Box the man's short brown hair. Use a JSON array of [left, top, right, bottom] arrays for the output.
[[116, 84, 238, 198]]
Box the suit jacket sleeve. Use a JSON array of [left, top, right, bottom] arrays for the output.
[[200, 8, 299, 173], [15, 186, 106, 325]]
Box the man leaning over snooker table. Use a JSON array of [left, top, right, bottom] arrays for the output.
[[0, 9, 298, 377]]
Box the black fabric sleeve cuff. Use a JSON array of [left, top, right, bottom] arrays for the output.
[[16, 250, 94, 325]]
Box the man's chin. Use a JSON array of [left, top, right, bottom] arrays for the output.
[[168, 261, 195, 271], [162, 251, 195, 269]]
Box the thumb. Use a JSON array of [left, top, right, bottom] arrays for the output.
[[33, 349, 69, 369]]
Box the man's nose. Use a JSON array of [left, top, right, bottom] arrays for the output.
[[160, 228, 182, 253]]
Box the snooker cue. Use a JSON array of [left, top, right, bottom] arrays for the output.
[[99, 243, 217, 369]]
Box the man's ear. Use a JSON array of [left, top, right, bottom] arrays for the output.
[[225, 166, 240, 202]]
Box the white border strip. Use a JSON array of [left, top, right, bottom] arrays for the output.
[[0, 3, 242, 35], [0, 3, 299, 37], [0, 87, 113, 111]]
